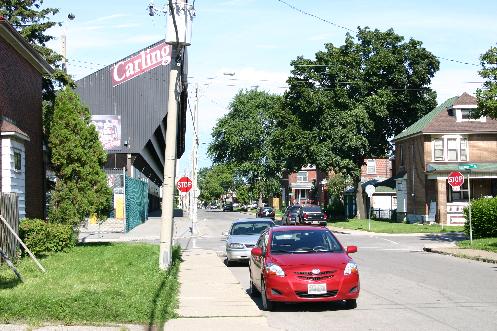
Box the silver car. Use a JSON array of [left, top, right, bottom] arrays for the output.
[[225, 218, 275, 265]]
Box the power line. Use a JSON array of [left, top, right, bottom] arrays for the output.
[[275, 0, 480, 67]]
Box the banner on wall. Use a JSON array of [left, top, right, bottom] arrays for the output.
[[91, 115, 121, 150]]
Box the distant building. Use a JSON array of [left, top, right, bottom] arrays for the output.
[[0, 17, 53, 219]]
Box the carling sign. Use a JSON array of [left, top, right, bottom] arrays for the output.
[[112, 42, 172, 86]]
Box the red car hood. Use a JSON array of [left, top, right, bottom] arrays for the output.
[[269, 252, 351, 270]]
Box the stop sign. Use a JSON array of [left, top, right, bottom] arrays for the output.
[[176, 176, 193, 193], [448, 171, 464, 188]]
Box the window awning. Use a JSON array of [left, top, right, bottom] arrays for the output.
[[426, 163, 497, 173]]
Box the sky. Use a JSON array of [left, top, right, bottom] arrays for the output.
[[43, 0, 497, 177]]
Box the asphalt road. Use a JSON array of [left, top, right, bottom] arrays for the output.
[[178, 210, 497, 331]]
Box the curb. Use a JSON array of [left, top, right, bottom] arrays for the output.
[[423, 247, 497, 264]]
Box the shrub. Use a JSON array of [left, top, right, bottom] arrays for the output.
[[463, 197, 497, 239], [19, 219, 76, 257], [326, 198, 345, 220]]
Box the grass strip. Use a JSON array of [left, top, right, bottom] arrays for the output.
[[456, 237, 497, 253], [329, 219, 464, 233], [0, 243, 181, 329]]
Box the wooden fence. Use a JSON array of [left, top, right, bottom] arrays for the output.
[[0, 193, 19, 262]]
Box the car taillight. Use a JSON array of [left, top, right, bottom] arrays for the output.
[[324, 213, 328, 219], [303, 213, 308, 219]]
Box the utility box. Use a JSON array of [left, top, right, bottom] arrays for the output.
[[166, 1, 194, 45]]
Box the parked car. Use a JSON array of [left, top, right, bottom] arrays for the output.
[[223, 204, 234, 212], [257, 206, 275, 219], [225, 218, 276, 265], [249, 226, 359, 311], [209, 203, 219, 209], [297, 204, 327, 225], [282, 205, 301, 225]]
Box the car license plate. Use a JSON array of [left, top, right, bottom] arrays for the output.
[[308, 283, 327, 294]]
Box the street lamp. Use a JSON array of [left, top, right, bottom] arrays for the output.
[[60, 13, 75, 72]]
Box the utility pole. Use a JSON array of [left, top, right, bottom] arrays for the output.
[[192, 83, 199, 236], [159, 0, 194, 270], [160, 63, 180, 270]]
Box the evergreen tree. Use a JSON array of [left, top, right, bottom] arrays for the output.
[[48, 88, 112, 226]]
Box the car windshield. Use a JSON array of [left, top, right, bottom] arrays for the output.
[[303, 205, 322, 212], [230, 222, 273, 235], [270, 230, 343, 253], [288, 206, 300, 212]]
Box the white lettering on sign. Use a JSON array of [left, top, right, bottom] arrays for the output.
[[177, 182, 192, 188], [448, 176, 464, 184], [112, 42, 172, 86]]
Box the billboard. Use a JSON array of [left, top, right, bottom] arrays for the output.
[[91, 115, 121, 150]]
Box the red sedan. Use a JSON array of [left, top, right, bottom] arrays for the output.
[[249, 226, 359, 311]]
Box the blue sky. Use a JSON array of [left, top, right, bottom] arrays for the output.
[[44, 0, 497, 176]]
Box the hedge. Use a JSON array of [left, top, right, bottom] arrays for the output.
[[19, 219, 76, 257], [463, 197, 497, 239]]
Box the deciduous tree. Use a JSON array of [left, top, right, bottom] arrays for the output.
[[476, 45, 497, 119], [208, 89, 284, 204], [276, 27, 439, 217]]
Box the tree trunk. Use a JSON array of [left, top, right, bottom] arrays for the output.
[[355, 181, 366, 219]]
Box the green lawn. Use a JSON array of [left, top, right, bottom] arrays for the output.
[[329, 219, 465, 233], [457, 238, 497, 253], [0, 243, 180, 328]]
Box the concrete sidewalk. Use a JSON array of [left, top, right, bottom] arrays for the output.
[[164, 249, 279, 331]]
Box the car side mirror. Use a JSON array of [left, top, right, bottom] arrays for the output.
[[251, 247, 263, 256], [346, 246, 358, 254]]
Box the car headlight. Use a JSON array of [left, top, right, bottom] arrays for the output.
[[265, 262, 285, 277], [344, 261, 358, 275], [228, 243, 244, 249]]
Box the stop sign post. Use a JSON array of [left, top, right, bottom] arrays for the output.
[[177, 176, 192, 193], [447, 171, 464, 191]]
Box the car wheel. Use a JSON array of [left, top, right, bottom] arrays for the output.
[[345, 299, 357, 309], [226, 258, 232, 267], [261, 280, 274, 311]]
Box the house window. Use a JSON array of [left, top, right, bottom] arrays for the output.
[[434, 139, 444, 161], [432, 136, 469, 162], [13, 151, 21, 171], [461, 109, 472, 120], [460, 138, 468, 161], [448, 181, 469, 202], [296, 171, 308, 182], [367, 159, 376, 174], [447, 138, 458, 161]]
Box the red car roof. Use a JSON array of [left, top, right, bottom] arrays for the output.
[[271, 225, 328, 232]]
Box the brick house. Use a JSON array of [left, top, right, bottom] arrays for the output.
[[393, 93, 497, 224], [285, 166, 327, 205], [0, 17, 53, 219]]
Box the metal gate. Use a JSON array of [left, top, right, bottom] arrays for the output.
[[0, 193, 19, 262]]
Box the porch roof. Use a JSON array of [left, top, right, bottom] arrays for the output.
[[426, 163, 497, 173]]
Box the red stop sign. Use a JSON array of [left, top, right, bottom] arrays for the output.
[[176, 176, 193, 193], [448, 171, 464, 187]]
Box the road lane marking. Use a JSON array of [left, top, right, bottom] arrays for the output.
[[381, 238, 400, 244]]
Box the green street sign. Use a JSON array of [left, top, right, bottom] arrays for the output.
[[459, 163, 477, 170]]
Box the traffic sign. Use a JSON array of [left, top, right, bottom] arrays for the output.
[[447, 171, 464, 188], [365, 184, 376, 197], [176, 176, 193, 193], [459, 163, 477, 170]]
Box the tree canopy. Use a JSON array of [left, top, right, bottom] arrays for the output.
[[208, 89, 284, 201], [197, 164, 238, 203], [476, 45, 497, 119], [48, 88, 112, 226], [275, 27, 439, 181]]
